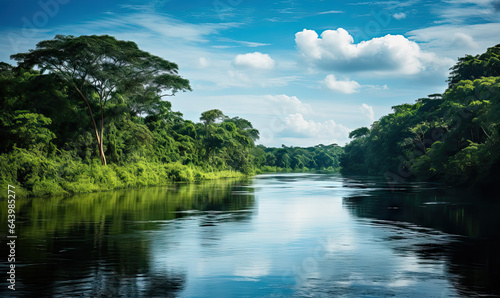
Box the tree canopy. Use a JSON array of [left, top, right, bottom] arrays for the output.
[[5, 34, 499, 197], [11, 34, 192, 165], [342, 44, 500, 190], [349, 127, 370, 139], [448, 44, 500, 87]]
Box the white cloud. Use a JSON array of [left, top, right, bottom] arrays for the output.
[[129, 13, 241, 43], [238, 41, 271, 47], [217, 71, 298, 88], [431, 0, 500, 24], [282, 113, 350, 140], [360, 103, 375, 123], [317, 10, 345, 15], [295, 28, 442, 75], [226, 70, 251, 86], [349, 0, 420, 9], [233, 52, 276, 70], [365, 84, 389, 90], [217, 37, 271, 48], [407, 23, 500, 58], [61, 12, 241, 44], [260, 76, 301, 87], [323, 74, 361, 94], [170, 94, 312, 120], [198, 57, 209, 68], [393, 12, 407, 20], [170, 93, 357, 146], [450, 32, 477, 49], [266, 94, 313, 114]]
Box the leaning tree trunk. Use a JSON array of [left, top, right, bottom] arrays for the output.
[[75, 86, 107, 165], [99, 103, 107, 165], [98, 139, 107, 165]]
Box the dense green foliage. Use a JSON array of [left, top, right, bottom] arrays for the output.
[[448, 44, 500, 87], [342, 44, 500, 190], [1, 35, 347, 198], [0, 35, 259, 197], [6, 34, 497, 197], [251, 143, 343, 173], [10, 35, 192, 165]]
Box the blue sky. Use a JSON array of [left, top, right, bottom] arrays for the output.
[[1, 0, 500, 146]]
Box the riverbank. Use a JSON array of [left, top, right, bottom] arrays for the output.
[[254, 165, 341, 175], [0, 148, 246, 199], [0, 146, 345, 199]]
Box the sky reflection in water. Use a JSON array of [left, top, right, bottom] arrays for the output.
[[1, 174, 499, 297]]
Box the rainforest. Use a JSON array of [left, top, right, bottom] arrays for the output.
[[1, 35, 499, 197]]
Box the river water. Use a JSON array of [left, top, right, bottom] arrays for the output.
[[1, 173, 499, 297]]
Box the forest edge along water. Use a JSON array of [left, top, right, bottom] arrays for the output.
[[1, 173, 499, 297], [1, 39, 500, 198], [1, 34, 500, 297]]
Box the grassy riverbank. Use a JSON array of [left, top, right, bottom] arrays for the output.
[[0, 148, 245, 199]]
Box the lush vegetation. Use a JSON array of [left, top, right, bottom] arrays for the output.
[[3, 35, 497, 197], [0, 35, 344, 198], [252, 144, 343, 173], [341, 44, 500, 190], [0, 35, 260, 197]]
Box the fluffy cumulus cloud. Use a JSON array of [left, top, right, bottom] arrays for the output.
[[282, 113, 350, 140], [393, 12, 407, 20], [360, 103, 375, 123], [295, 28, 440, 75], [233, 52, 276, 70], [323, 74, 361, 94], [266, 94, 313, 114]]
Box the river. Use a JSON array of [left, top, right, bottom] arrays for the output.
[[1, 173, 499, 297]]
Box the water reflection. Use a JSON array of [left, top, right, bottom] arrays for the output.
[[342, 176, 500, 297], [0, 179, 255, 297], [1, 174, 499, 297]]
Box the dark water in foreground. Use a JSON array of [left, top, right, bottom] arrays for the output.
[[1, 173, 499, 297]]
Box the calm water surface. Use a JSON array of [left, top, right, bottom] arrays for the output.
[[1, 173, 499, 297]]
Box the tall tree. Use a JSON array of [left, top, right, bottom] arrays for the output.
[[200, 109, 226, 126], [11, 35, 191, 165], [225, 116, 260, 145], [348, 127, 370, 139]]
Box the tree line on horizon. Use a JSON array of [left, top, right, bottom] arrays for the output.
[[1, 35, 498, 197], [0, 35, 342, 197]]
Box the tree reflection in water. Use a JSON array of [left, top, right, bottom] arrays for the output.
[[0, 179, 255, 297], [342, 177, 500, 297]]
